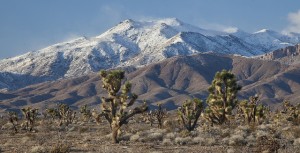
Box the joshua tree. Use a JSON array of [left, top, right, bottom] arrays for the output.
[[46, 108, 59, 121], [57, 103, 76, 126], [80, 105, 92, 122], [46, 103, 76, 126], [91, 109, 102, 125], [99, 70, 148, 143], [178, 98, 203, 131], [238, 95, 267, 125], [203, 70, 241, 125], [153, 104, 167, 129], [142, 110, 155, 126], [281, 100, 300, 125], [21, 107, 39, 131], [8, 111, 18, 133]]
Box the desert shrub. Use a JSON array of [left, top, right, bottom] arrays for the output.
[[118, 132, 133, 141], [228, 134, 246, 146], [245, 134, 256, 147], [78, 126, 89, 134], [174, 137, 192, 145], [129, 128, 166, 142], [164, 132, 176, 140], [220, 128, 231, 138], [146, 132, 164, 141], [291, 126, 300, 138], [30, 145, 47, 153], [203, 137, 217, 146], [192, 137, 205, 145], [163, 118, 181, 132], [1, 122, 14, 130], [130, 134, 140, 142], [50, 143, 70, 153], [256, 136, 280, 153], [162, 138, 173, 145], [293, 138, 300, 146]]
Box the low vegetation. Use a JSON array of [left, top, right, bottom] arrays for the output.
[[0, 69, 299, 152]]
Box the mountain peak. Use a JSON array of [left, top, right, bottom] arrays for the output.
[[155, 18, 182, 26], [229, 29, 250, 38], [116, 18, 183, 28], [2, 18, 300, 90]]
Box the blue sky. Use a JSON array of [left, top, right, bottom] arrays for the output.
[[1, 0, 300, 59]]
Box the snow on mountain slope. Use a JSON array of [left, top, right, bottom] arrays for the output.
[[243, 29, 296, 53], [1, 18, 300, 90]]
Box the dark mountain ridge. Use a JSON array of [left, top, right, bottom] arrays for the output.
[[1, 53, 299, 113]]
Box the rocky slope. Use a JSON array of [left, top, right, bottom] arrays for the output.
[[257, 44, 300, 65], [1, 53, 299, 113]]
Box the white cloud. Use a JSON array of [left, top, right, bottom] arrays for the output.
[[62, 33, 82, 42], [194, 19, 238, 33], [283, 10, 300, 34], [223, 27, 238, 33]]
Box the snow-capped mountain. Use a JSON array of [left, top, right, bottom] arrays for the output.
[[242, 29, 297, 52], [0, 18, 300, 90]]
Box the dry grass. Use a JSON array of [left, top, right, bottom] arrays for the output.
[[0, 114, 299, 153], [49, 143, 71, 153], [30, 145, 47, 153]]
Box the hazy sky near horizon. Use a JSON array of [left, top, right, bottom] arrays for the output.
[[1, 0, 300, 59]]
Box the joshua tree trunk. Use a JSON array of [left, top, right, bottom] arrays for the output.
[[111, 124, 120, 143], [12, 124, 18, 133]]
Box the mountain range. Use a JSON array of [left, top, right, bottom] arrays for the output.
[[1, 18, 300, 90], [1, 18, 300, 112], [1, 53, 300, 113]]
